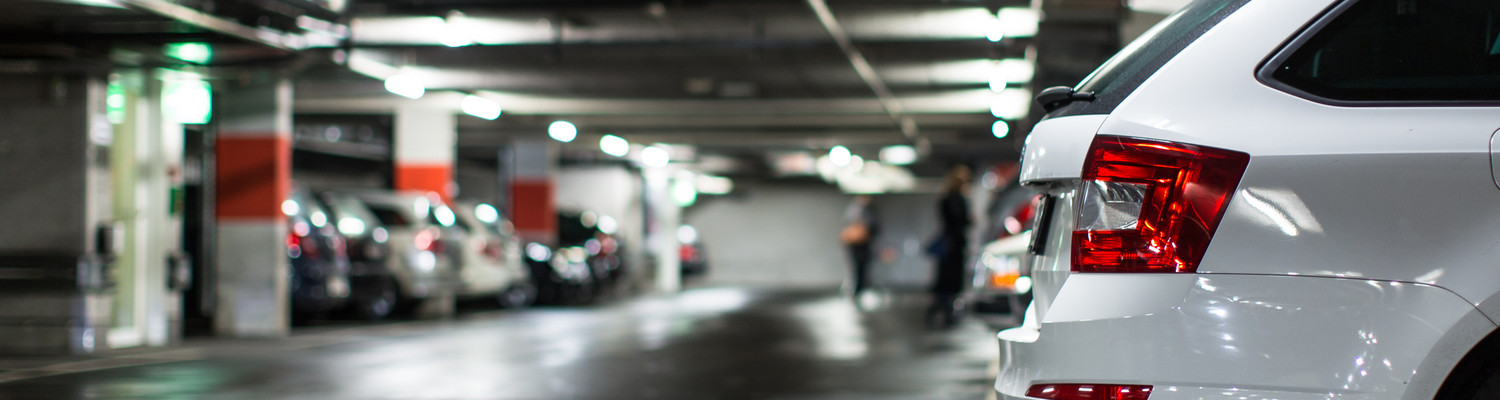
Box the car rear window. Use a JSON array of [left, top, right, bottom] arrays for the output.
[[1264, 0, 1500, 103], [366, 205, 412, 228], [1051, 0, 1250, 117]]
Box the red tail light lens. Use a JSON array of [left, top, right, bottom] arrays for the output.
[[1026, 384, 1152, 400], [414, 228, 436, 251], [1072, 136, 1249, 273]]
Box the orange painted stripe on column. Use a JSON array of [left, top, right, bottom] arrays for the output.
[[217, 135, 291, 220], [395, 163, 453, 204], [510, 179, 555, 240]]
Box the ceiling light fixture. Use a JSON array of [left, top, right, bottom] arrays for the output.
[[879, 145, 918, 165], [641, 145, 671, 168], [384, 72, 425, 99], [996, 8, 1040, 38], [461, 95, 501, 120], [993, 120, 1011, 138], [600, 134, 630, 157], [549, 120, 577, 142], [829, 145, 852, 167]]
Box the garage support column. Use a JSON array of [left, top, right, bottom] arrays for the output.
[[393, 106, 456, 203], [0, 73, 113, 355], [643, 169, 682, 293], [509, 140, 557, 244], [214, 75, 292, 338], [392, 106, 457, 318]]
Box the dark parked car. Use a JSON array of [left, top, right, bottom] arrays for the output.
[[315, 190, 399, 320], [558, 210, 627, 297], [524, 240, 594, 305], [285, 187, 352, 321]]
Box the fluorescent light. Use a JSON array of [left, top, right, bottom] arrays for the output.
[[165, 42, 212, 64], [384, 72, 425, 99], [990, 88, 1032, 120], [997, 8, 1039, 38], [641, 145, 670, 168], [991, 58, 1035, 90], [695, 175, 734, 195], [164, 78, 212, 124], [474, 203, 500, 224], [879, 145, 918, 165], [986, 16, 1004, 42], [600, 134, 630, 157], [829, 145, 852, 167], [993, 120, 1011, 138], [672, 177, 697, 207], [461, 95, 502, 120], [549, 120, 577, 142]]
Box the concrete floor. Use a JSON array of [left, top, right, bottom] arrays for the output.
[[0, 287, 1001, 400]]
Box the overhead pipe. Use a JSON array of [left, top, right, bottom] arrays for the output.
[[116, 0, 344, 51], [804, 0, 916, 140]]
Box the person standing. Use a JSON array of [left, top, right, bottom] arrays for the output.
[[841, 194, 879, 299], [928, 164, 972, 328]]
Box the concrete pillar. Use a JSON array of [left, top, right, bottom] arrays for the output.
[[393, 106, 456, 202], [509, 140, 557, 244], [0, 72, 114, 355], [214, 75, 292, 337], [643, 169, 682, 293], [393, 106, 457, 318]]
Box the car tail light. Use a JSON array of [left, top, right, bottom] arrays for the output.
[[414, 228, 437, 252], [483, 241, 503, 259], [1026, 384, 1152, 400], [1073, 136, 1249, 273]]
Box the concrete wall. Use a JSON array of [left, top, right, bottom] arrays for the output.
[[682, 181, 942, 289], [0, 74, 101, 255]]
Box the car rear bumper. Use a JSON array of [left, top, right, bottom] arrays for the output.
[[995, 274, 1493, 400]]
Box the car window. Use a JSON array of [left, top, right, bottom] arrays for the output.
[[557, 213, 596, 246], [1267, 0, 1500, 103], [320, 194, 384, 229], [1051, 0, 1250, 117], [366, 204, 412, 228]]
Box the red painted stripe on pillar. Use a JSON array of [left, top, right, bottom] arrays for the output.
[[217, 135, 290, 220], [395, 163, 453, 204], [510, 179, 555, 241]]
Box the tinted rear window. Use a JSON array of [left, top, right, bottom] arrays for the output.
[[1051, 0, 1250, 117], [366, 205, 411, 228], [1266, 0, 1500, 103]]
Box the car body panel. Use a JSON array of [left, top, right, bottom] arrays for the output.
[[348, 192, 460, 299], [1019, 115, 1108, 183], [996, 275, 1495, 400], [999, 0, 1500, 398], [450, 202, 529, 298]]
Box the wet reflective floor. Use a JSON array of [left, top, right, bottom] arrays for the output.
[[0, 287, 1000, 400]]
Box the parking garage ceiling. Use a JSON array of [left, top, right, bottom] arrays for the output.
[[0, 0, 1130, 170]]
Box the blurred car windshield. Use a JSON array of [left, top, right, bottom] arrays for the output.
[[557, 213, 596, 246]]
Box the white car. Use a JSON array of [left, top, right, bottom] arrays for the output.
[[348, 191, 462, 312], [450, 201, 533, 307], [997, 0, 1500, 399]]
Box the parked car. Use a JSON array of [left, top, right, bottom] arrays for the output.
[[524, 240, 594, 305], [450, 201, 534, 308], [344, 191, 461, 315], [558, 210, 627, 297], [997, 0, 1500, 399], [678, 225, 708, 277], [284, 187, 351, 320], [315, 190, 399, 320], [968, 193, 1040, 315]]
